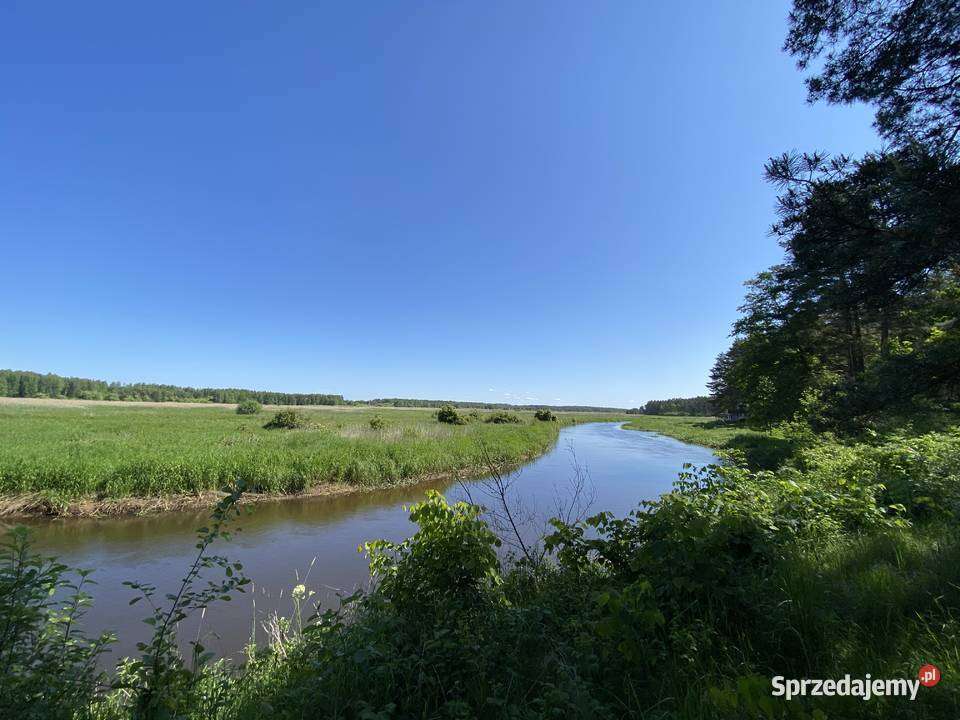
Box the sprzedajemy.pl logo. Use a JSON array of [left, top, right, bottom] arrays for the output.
[[772, 665, 941, 702]]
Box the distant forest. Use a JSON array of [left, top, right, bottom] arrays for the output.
[[0, 369, 345, 406], [0, 370, 628, 411], [1, 369, 717, 415], [626, 396, 713, 416]]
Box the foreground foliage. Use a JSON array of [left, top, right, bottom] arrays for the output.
[[0, 529, 113, 720]]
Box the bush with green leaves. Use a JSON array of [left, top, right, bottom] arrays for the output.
[[485, 411, 522, 424], [791, 430, 960, 520], [435, 404, 466, 425], [363, 491, 501, 617], [368, 414, 385, 430], [547, 460, 902, 616], [263, 410, 310, 430], [534, 409, 556, 422], [236, 400, 261, 415], [0, 528, 113, 720]]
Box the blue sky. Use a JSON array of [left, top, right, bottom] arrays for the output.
[[1, 2, 878, 407]]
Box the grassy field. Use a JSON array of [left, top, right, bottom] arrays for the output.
[[0, 400, 623, 515], [622, 414, 795, 469]]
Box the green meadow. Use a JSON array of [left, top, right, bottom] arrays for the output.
[[0, 401, 621, 514]]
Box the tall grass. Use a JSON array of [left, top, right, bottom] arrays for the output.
[[0, 404, 623, 512]]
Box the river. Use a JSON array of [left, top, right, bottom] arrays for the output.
[[19, 422, 717, 665]]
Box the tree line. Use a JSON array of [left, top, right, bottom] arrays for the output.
[[709, 0, 960, 431], [0, 371, 629, 412], [626, 396, 713, 416], [0, 370, 345, 406]]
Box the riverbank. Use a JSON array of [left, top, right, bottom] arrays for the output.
[[0, 464, 511, 519], [0, 402, 624, 517], [622, 415, 794, 469]]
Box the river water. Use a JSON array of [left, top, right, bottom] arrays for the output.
[[19, 422, 716, 665]]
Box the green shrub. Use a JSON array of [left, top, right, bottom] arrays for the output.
[[436, 405, 466, 425], [485, 411, 522, 424], [0, 528, 112, 720], [369, 415, 385, 430], [236, 400, 261, 415], [534, 409, 557, 422], [263, 410, 311, 430], [792, 431, 960, 519], [363, 491, 501, 617]]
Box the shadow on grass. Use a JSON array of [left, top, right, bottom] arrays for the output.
[[692, 420, 797, 470]]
